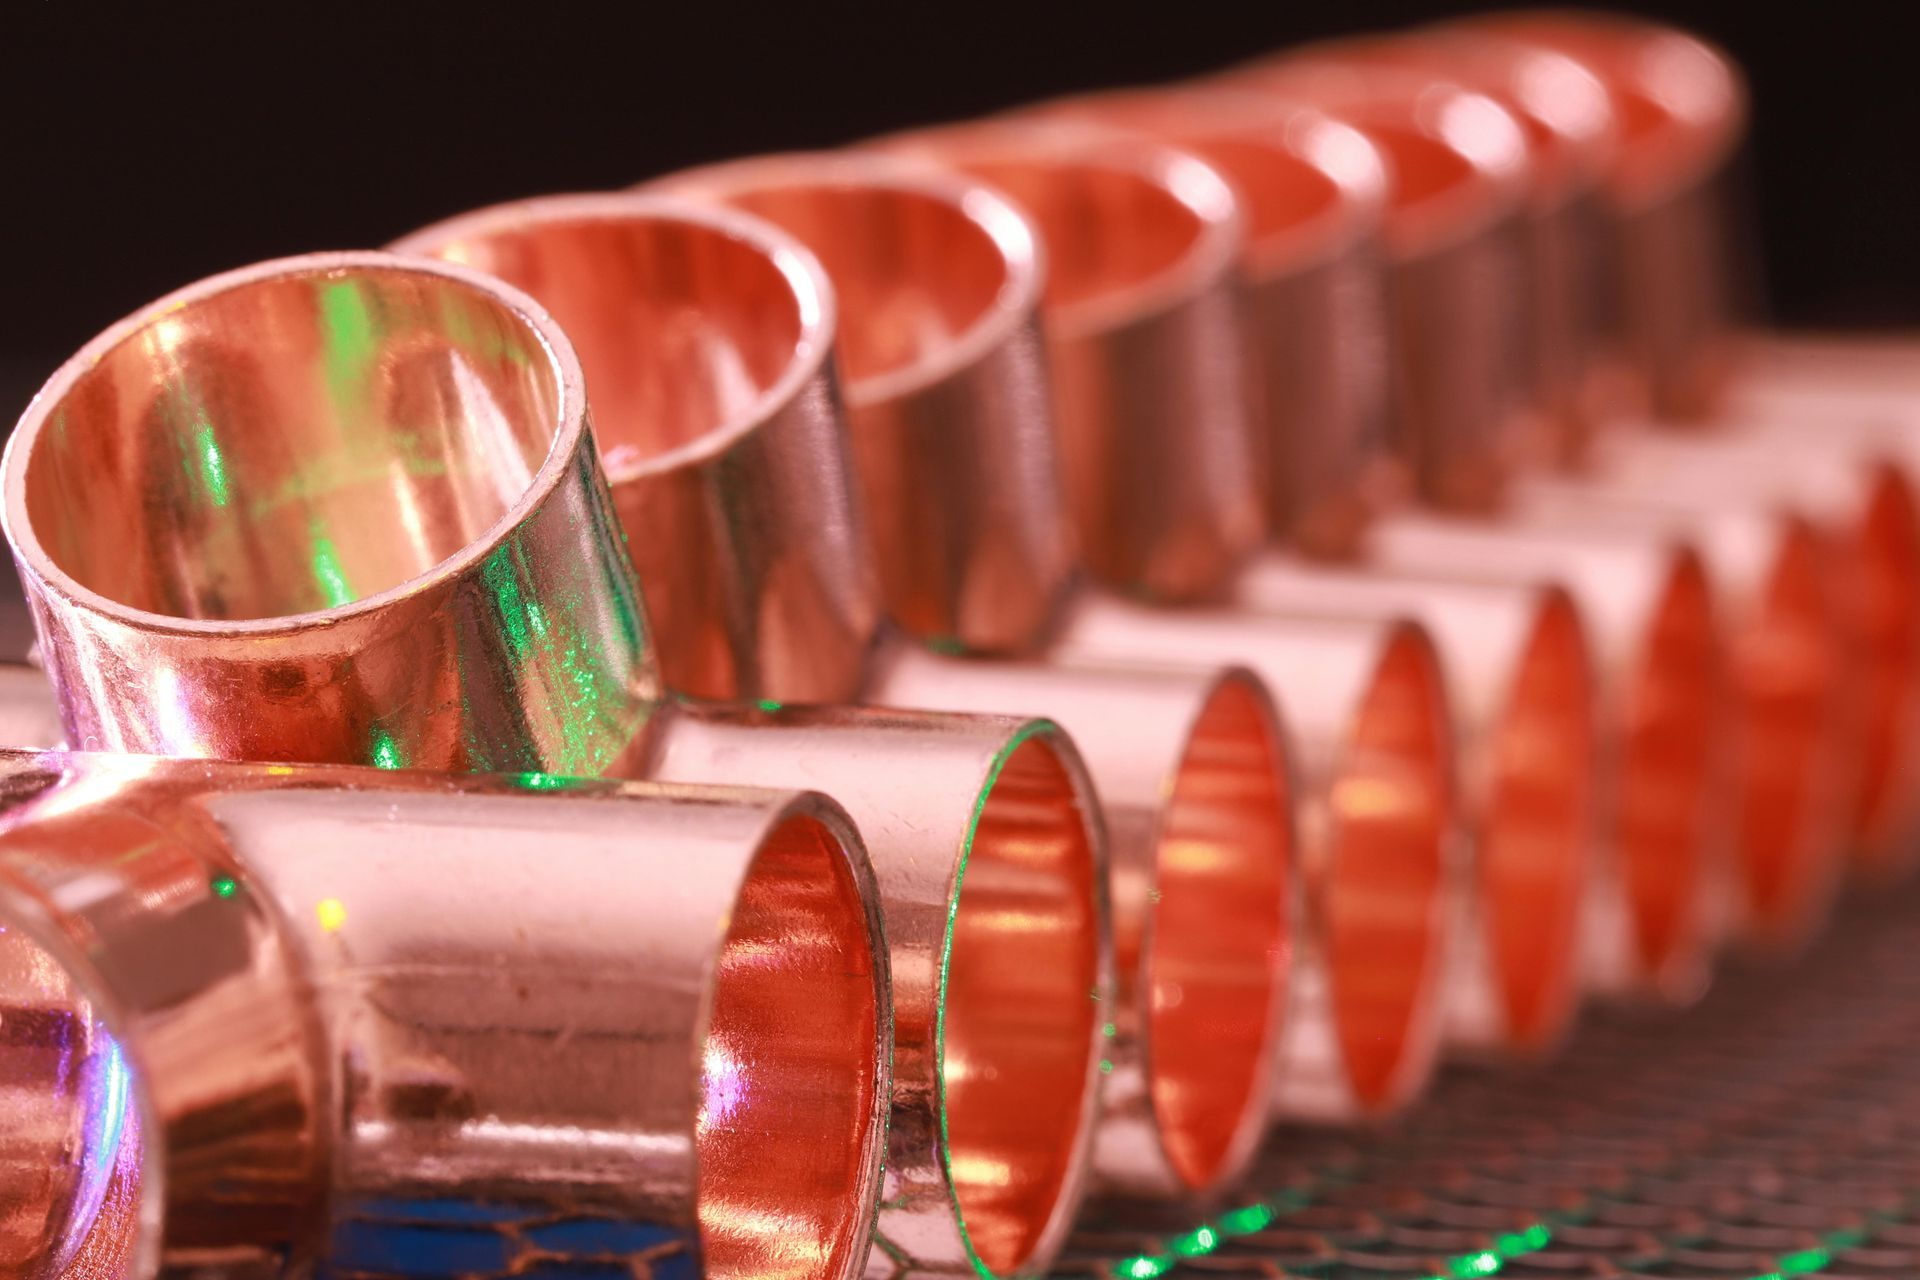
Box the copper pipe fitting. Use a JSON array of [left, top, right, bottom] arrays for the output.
[[1234, 559, 1596, 1054], [391, 196, 882, 704], [1367, 512, 1720, 1001], [1029, 86, 1400, 557], [871, 120, 1264, 602], [1226, 59, 1538, 512], [0, 750, 889, 1280], [642, 707, 1112, 1276], [1, 252, 654, 773], [642, 152, 1075, 656]]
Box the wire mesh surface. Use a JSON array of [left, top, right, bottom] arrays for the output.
[[1056, 881, 1920, 1280]]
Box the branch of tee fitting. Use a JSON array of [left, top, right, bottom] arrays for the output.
[[0, 749, 890, 1280]]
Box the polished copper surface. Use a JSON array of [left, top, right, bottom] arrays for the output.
[[642, 708, 1107, 1278], [392, 194, 881, 704], [645, 152, 1075, 655], [871, 648, 1292, 1198], [875, 120, 1263, 602], [1033, 86, 1399, 556], [1370, 512, 1719, 1002], [0, 751, 889, 1280], [2, 253, 654, 772], [1235, 558, 1597, 1053]]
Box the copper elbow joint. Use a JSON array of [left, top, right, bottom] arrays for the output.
[[2, 252, 654, 773], [872, 120, 1265, 603], [0, 751, 889, 1280], [393, 195, 883, 705], [642, 152, 1076, 657]]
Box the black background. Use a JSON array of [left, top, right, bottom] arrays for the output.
[[1, 2, 1914, 398]]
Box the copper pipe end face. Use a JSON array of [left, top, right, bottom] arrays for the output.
[[1047, 596, 1456, 1118], [1235, 558, 1598, 1054], [394, 194, 882, 705], [1227, 61, 1538, 512], [873, 120, 1264, 603], [0, 752, 890, 1280], [870, 648, 1293, 1199], [1367, 512, 1721, 1002], [2, 252, 653, 772], [1036, 85, 1401, 557], [645, 707, 1107, 1277], [644, 152, 1076, 657]]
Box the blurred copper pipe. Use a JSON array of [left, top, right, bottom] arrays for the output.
[[1027, 85, 1402, 557], [1235, 561, 1595, 1055], [644, 152, 1076, 655], [870, 120, 1265, 602], [391, 196, 882, 704], [1, 252, 655, 773], [1223, 58, 1539, 512], [406, 188, 1295, 1205], [0, 750, 889, 1280]]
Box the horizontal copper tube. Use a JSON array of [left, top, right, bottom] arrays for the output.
[[391, 195, 883, 705], [1, 252, 655, 772], [1047, 597, 1456, 1121], [1029, 85, 1400, 556], [642, 151, 1076, 656], [1234, 557, 1596, 1055], [0, 750, 889, 1280], [1226, 59, 1538, 512], [1366, 512, 1720, 1002], [870, 120, 1265, 602]]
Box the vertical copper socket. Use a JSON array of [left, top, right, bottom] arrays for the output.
[[640, 152, 1076, 656], [865, 649, 1292, 1201], [1044, 598, 1455, 1120], [391, 195, 882, 704], [1234, 558, 1596, 1055], [1225, 60, 1538, 512], [1366, 513, 1720, 1002], [1461, 12, 1749, 422], [0, 750, 889, 1280], [642, 707, 1112, 1277], [1505, 474, 1854, 951], [1026, 86, 1401, 558], [1, 251, 653, 773], [870, 119, 1265, 602]]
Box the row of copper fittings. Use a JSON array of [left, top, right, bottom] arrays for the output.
[[1, 10, 1912, 1280]]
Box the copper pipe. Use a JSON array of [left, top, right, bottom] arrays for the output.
[[1, 252, 654, 773], [0, 750, 889, 1280], [644, 152, 1076, 656], [391, 196, 882, 704], [870, 120, 1264, 602], [1028, 86, 1401, 557], [1235, 559, 1595, 1054]]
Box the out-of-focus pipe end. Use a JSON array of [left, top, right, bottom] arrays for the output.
[[1846, 462, 1920, 879]]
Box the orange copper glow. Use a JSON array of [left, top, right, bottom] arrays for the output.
[[1851, 466, 1920, 870]]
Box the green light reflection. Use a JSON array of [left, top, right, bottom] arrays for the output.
[[195, 421, 231, 507]]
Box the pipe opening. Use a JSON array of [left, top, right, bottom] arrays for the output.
[[1851, 465, 1920, 866], [698, 813, 885, 1280], [1364, 125, 1489, 256], [1482, 591, 1595, 1049], [16, 261, 563, 621], [1617, 550, 1717, 980], [942, 734, 1100, 1277], [1145, 672, 1291, 1191], [399, 203, 816, 477], [1737, 521, 1844, 942], [0, 918, 150, 1279], [1327, 627, 1451, 1110]]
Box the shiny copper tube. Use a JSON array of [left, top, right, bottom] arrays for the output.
[[0, 750, 889, 1280], [1, 252, 654, 772], [1234, 561, 1595, 1054], [1029, 86, 1400, 557], [400, 190, 1294, 1205], [871, 120, 1264, 602], [391, 197, 881, 704], [1224, 59, 1538, 512]]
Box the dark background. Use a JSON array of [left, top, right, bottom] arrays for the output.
[[1, 2, 1913, 403]]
